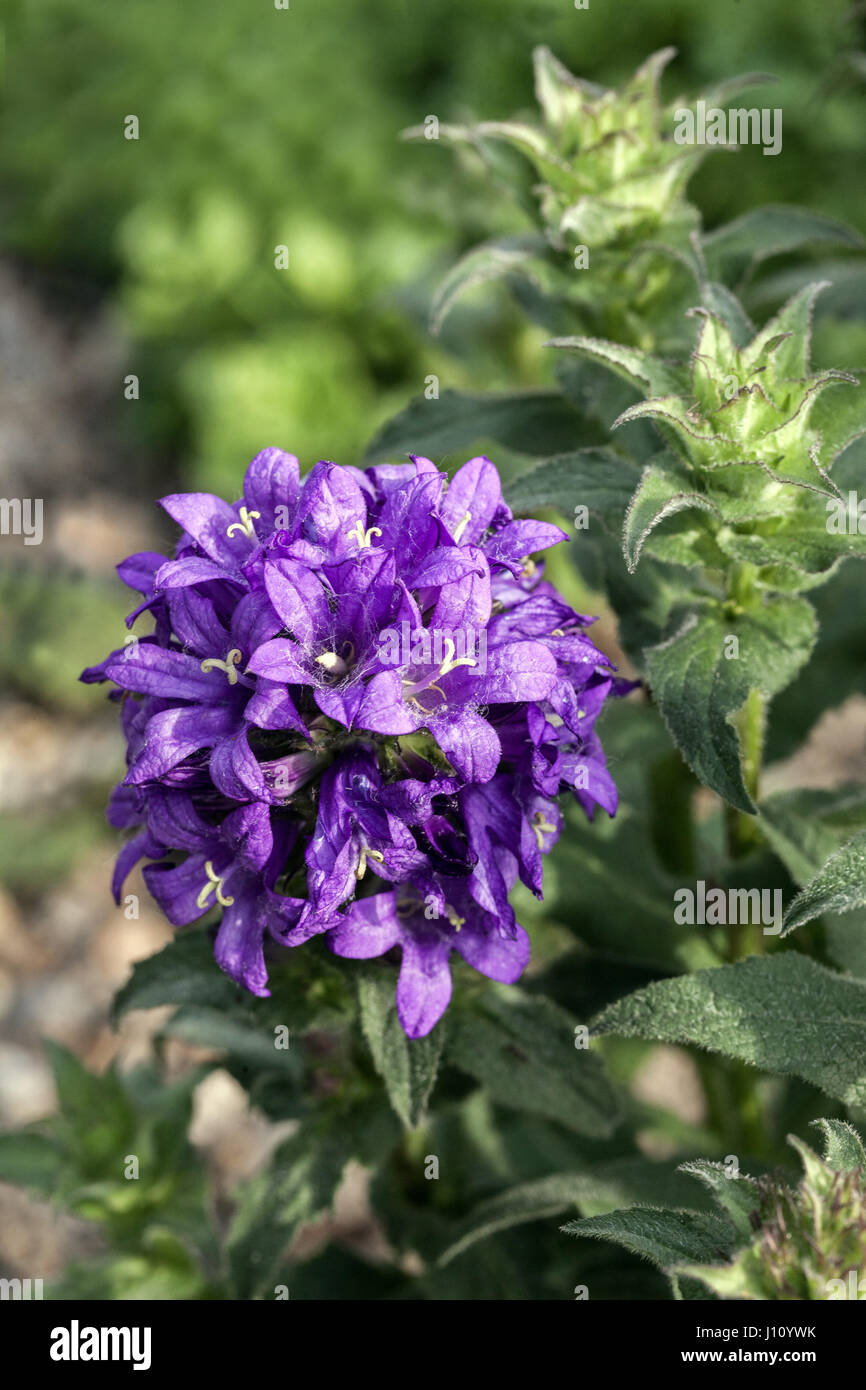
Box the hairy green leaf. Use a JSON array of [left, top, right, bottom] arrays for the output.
[[592, 952, 866, 1107], [364, 388, 600, 464], [623, 455, 718, 571], [505, 446, 640, 530], [646, 598, 817, 811], [357, 967, 444, 1129], [448, 987, 620, 1137], [783, 830, 866, 932]]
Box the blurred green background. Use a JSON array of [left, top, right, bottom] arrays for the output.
[[0, 0, 864, 1281]]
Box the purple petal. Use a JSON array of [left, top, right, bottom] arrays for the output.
[[222, 801, 273, 871], [440, 456, 507, 546], [352, 670, 417, 735], [327, 893, 402, 959], [117, 551, 166, 594], [230, 589, 282, 657], [111, 830, 163, 904], [168, 590, 229, 656], [127, 705, 239, 783], [104, 645, 228, 701], [263, 559, 330, 643], [160, 492, 254, 566], [143, 853, 213, 925], [484, 520, 568, 574], [296, 461, 369, 562], [246, 637, 314, 686], [396, 925, 453, 1039], [455, 920, 530, 983], [210, 728, 268, 802], [155, 556, 243, 590], [448, 640, 557, 704], [245, 679, 308, 736], [428, 710, 501, 783], [243, 447, 300, 532], [214, 891, 270, 997]]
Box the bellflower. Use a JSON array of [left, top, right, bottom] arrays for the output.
[[83, 447, 622, 1036]]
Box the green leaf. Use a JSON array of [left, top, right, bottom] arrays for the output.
[[447, 987, 620, 1137], [438, 1173, 594, 1266], [808, 372, 866, 468], [505, 447, 640, 531], [113, 929, 237, 1020], [702, 206, 863, 290], [758, 785, 866, 887], [438, 1156, 714, 1266], [430, 233, 547, 334], [676, 1160, 758, 1241], [742, 280, 828, 378], [811, 1112, 866, 1167], [810, 1117, 866, 1172], [544, 701, 720, 975], [562, 1207, 735, 1271], [227, 1096, 397, 1299], [226, 1128, 340, 1300], [646, 598, 817, 811], [46, 1042, 135, 1145], [363, 388, 600, 463], [161, 1004, 301, 1074], [357, 966, 444, 1129], [548, 335, 686, 399], [592, 952, 866, 1108], [783, 830, 866, 933], [0, 1132, 63, 1193], [623, 455, 718, 571], [698, 282, 755, 348]]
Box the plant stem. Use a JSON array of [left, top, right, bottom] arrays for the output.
[[726, 688, 764, 859]]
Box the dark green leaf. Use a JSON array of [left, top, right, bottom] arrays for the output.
[[592, 952, 866, 1108], [783, 830, 866, 932], [505, 446, 640, 531], [430, 233, 547, 333], [646, 598, 817, 811], [447, 987, 620, 1137], [810, 1117, 866, 1172], [363, 388, 599, 464], [702, 206, 863, 289], [357, 966, 445, 1129], [113, 929, 237, 1020], [0, 1132, 63, 1193], [562, 1206, 735, 1270]]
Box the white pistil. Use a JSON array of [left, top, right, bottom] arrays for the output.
[[355, 845, 385, 880], [445, 904, 465, 932], [452, 510, 472, 543], [437, 635, 477, 678], [346, 521, 382, 550], [200, 649, 242, 684], [196, 860, 235, 910], [315, 651, 349, 677], [532, 812, 557, 850], [226, 506, 261, 539]]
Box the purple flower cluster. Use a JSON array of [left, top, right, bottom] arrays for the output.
[[83, 449, 620, 1036]]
